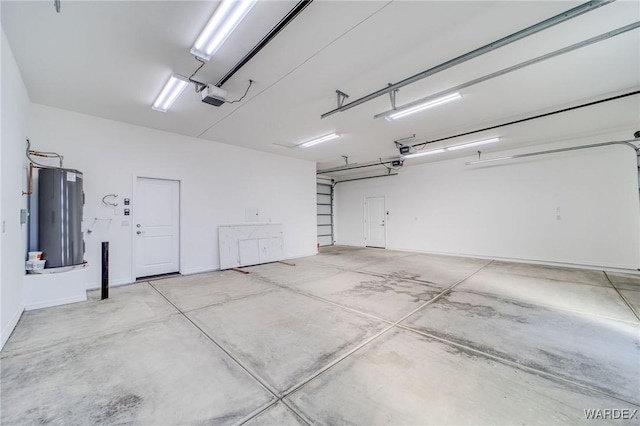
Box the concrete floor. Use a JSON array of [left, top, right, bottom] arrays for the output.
[[2, 246, 639, 425]]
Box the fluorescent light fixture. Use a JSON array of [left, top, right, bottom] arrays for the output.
[[191, 0, 257, 61], [446, 137, 500, 151], [298, 133, 340, 148], [385, 92, 462, 121], [152, 73, 190, 112], [403, 148, 446, 159]]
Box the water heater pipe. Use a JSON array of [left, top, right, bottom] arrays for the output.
[[23, 138, 65, 196]]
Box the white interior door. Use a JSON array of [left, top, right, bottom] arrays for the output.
[[135, 178, 180, 278], [365, 196, 386, 248]]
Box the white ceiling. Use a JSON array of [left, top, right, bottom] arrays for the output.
[[2, 1, 639, 177]]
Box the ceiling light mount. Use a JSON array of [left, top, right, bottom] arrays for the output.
[[188, 57, 208, 93], [336, 90, 350, 109], [387, 83, 399, 110]]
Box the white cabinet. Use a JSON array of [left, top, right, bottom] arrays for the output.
[[219, 224, 284, 269]]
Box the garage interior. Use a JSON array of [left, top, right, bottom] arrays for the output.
[[1, 0, 639, 424]]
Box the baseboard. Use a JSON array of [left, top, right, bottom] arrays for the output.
[[85, 277, 134, 291], [87, 251, 322, 285], [181, 266, 218, 276], [24, 295, 86, 311], [334, 243, 640, 274], [387, 246, 640, 274], [1, 304, 25, 351]]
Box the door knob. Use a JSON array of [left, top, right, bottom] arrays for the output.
[[136, 224, 141, 228], [137, 230, 144, 235]]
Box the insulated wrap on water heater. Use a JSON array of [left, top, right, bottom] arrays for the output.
[[38, 168, 84, 268]]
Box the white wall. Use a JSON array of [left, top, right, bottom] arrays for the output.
[[335, 131, 640, 270], [29, 104, 317, 289], [1, 29, 31, 348]]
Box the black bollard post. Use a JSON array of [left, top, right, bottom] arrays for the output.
[[101, 241, 109, 300]]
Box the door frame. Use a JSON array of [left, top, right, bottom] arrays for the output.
[[131, 174, 182, 281], [364, 195, 386, 249]]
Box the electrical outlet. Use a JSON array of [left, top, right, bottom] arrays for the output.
[[20, 209, 29, 224]]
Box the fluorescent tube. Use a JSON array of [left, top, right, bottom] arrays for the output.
[[152, 73, 190, 112], [446, 137, 500, 151], [298, 133, 340, 148], [403, 149, 446, 159], [385, 92, 461, 121], [191, 0, 257, 61]]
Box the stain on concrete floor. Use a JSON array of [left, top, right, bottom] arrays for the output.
[[3, 246, 639, 424]]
